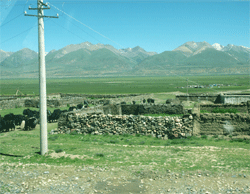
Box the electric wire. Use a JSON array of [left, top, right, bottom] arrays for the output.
[[48, 5, 103, 44], [49, 2, 124, 49], [0, 13, 23, 27], [0, 18, 50, 45], [0, 26, 36, 45], [0, 1, 235, 93], [48, 19, 88, 43], [58, 14, 103, 45]]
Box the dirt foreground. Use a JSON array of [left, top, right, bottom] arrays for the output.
[[0, 161, 249, 194]]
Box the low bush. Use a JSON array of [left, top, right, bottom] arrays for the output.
[[48, 135, 59, 141], [55, 148, 63, 153], [143, 113, 183, 117], [212, 108, 238, 113], [200, 110, 210, 113], [95, 153, 104, 157], [70, 131, 78, 135]]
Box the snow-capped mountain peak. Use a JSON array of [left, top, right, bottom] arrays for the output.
[[212, 43, 224, 51]]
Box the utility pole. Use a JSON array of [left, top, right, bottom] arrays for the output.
[[25, 0, 58, 155]]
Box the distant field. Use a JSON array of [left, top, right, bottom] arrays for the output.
[[0, 75, 249, 95]]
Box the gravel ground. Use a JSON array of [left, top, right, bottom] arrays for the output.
[[0, 162, 249, 194]]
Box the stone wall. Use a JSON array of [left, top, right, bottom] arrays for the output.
[[121, 104, 184, 115], [176, 93, 250, 105], [221, 95, 250, 104], [198, 113, 250, 136], [53, 109, 250, 138], [200, 103, 249, 113], [103, 104, 122, 115], [54, 112, 193, 139], [60, 93, 143, 98], [176, 94, 219, 103], [0, 98, 28, 110]]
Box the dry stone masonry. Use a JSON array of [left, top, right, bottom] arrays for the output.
[[121, 104, 184, 115], [52, 112, 194, 139], [198, 113, 250, 136], [200, 103, 249, 113], [52, 109, 250, 138]]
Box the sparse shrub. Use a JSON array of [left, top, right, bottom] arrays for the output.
[[171, 139, 182, 144], [200, 110, 210, 113], [70, 131, 78, 135], [232, 139, 244, 142], [136, 134, 141, 137], [95, 153, 104, 157], [201, 135, 208, 139], [55, 148, 63, 153], [213, 135, 219, 138], [164, 142, 171, 146], [150, 140, 160, 145], [144, 113, 183, 117], [212, 108, 238, 113], [171, 148, 181, 153], [49, 135, 59, 141], [110, 140, 118, 144], [138, 141, 145, 145]]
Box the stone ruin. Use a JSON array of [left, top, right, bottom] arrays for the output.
[[51, 102, 250, 139], [52, 111, 194, 139]]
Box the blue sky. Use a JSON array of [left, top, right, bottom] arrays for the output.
[[0, 0, 249, 53]]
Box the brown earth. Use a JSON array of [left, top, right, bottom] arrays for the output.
[[0, 160, 249, 194]]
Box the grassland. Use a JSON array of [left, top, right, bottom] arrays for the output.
[[1, 125, 249, 193], [1, 75, 249, 95], [1, 74, 250, 192], [0, 123, 249, 174]]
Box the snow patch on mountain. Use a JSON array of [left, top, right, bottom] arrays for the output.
[[212, 43, 224, 51]]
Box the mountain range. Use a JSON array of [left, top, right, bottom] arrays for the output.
[[0, 41, 249, 78]]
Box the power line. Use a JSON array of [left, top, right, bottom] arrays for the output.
[[0, 26, 36, 45], [49, 2, 124, 49], [58, 14, 103, 44], [49, 19, 88, 42], [0, 13, 23, 27], [0, 18, 50, 45]]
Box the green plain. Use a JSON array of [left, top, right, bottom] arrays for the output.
[[1, 75, 249, 95], [0, 124, 249, 173]]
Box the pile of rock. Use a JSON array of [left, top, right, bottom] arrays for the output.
[[51, 112, 194, 139]]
